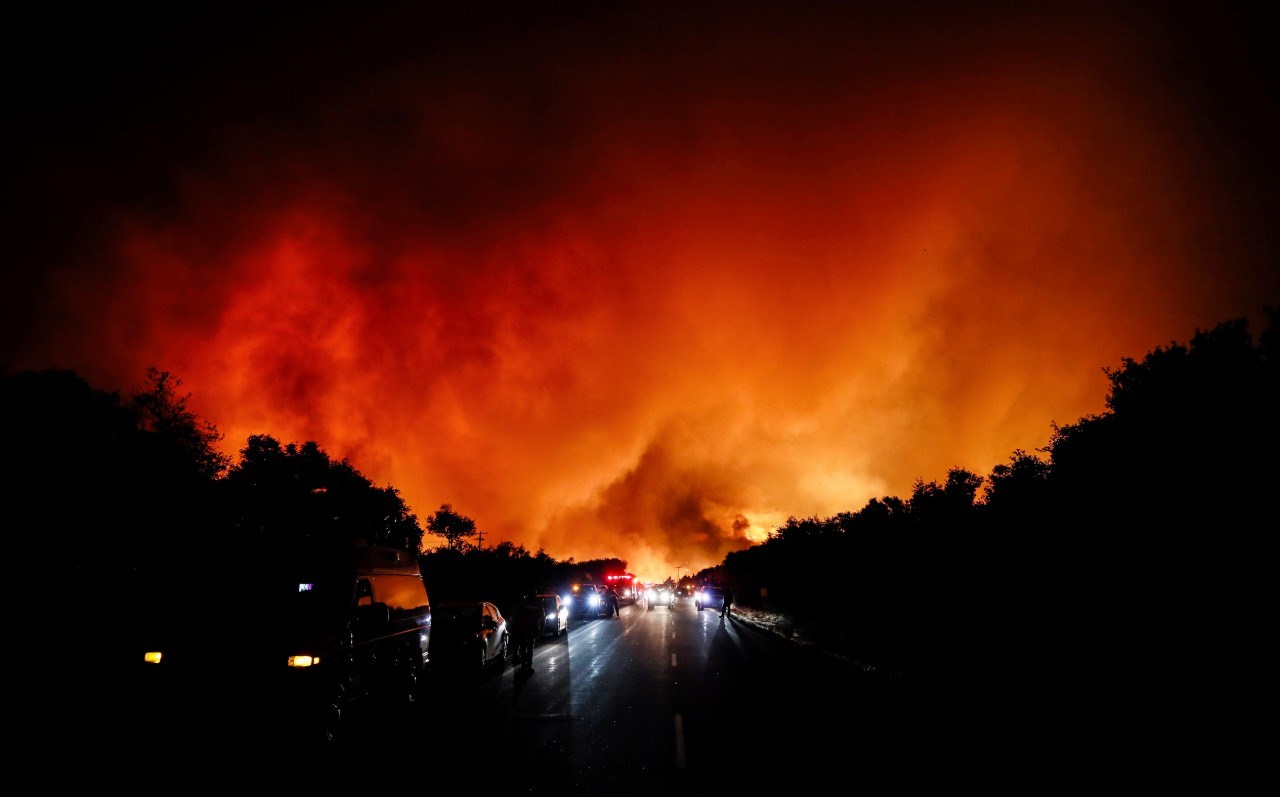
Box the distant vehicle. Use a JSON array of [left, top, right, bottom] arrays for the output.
[[695, 586, 726, 612], [430, 600, 508, 673], [566, 583, 609, 618], [646, 584, 675, 609], [134, 542, 431, 746], [537, 594, 568, 637], [604, 573, 640, 601]]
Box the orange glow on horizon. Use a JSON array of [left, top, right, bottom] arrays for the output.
[[6, 4, 1277, 579]]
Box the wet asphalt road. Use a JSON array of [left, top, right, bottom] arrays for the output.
[[92, 597, 1093, 791], [373, 596, 1056, 792]]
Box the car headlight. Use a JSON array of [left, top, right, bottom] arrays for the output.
[[588, 595, 601, 606], [547, 613, 557, 621], [287, 655, 320, 668]]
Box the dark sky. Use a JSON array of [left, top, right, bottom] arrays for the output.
[[5, 1, 1278, 578]]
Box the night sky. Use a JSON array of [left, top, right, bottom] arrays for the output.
[[5, 1, 1277, 579]]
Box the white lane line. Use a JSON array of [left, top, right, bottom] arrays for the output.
[[674, 713, 687, 770], [670, 653, 677, 667]]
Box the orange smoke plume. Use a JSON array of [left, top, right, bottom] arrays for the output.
[[6, 3, 1276, 580]]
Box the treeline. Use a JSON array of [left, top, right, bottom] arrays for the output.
[[1, 366, 623, 625], [4, 368, 419, 589], [706, 310, 1278, 756], [8, 310, 1274, 756], [421, 544, 625, 614], [414, 503, 628, 609]]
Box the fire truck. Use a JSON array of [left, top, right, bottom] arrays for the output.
[[604, 573, 640, 601]]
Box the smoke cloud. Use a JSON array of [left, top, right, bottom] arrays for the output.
[[5, 2, 1277, 580]]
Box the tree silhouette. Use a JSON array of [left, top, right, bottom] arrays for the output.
[[221, 434, 422, 552], [712, 310, 1279, 765], [907, 467, 984, 524], [1, 366, 228, 565], [131, 368, 229, 480], [571, 557, 628, 583], [983, 448, 1051, 517], [419, 534, 589, 612], [426, 503, 478, 550], [3, 366, 232, 730]]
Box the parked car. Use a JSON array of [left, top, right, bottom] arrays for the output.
[[646, 584, 675, 609], [537, 594, 568, 637], [134, 542, 432, 746], [429, 600, 508, 673], [695, 586, 726, 612]]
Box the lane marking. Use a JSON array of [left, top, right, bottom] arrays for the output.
[[670, 653, 677, 667], [674, 713, 687, 770]]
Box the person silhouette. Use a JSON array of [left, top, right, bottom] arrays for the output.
[[509, 595, 542, 670], [721, 587, 733, 619]]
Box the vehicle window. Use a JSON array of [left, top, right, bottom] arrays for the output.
[[354, 578, 374, 607], [371, 575, 428, 618]]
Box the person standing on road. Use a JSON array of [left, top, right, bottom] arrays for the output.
[[607, 588, 621, 618], [721, 587, 733, 619], [509, 595, 542, 670]]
